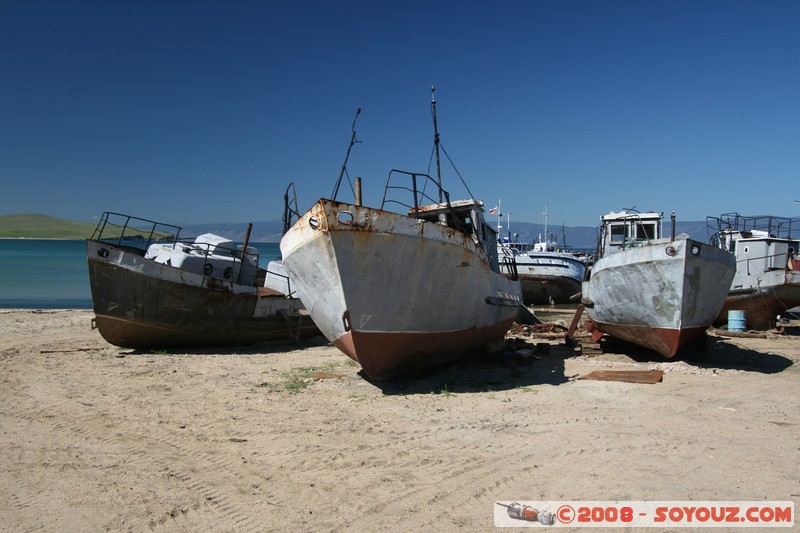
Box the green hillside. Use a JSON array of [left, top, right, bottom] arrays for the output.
[[0, 214, 97, 239]]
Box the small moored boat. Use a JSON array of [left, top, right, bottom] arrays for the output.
[[581, 210, 735, 356]]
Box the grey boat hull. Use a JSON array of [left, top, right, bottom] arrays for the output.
[[582, 237, 735, 356]]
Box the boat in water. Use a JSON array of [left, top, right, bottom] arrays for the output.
[[707, 213, 800, 330], [581, 210, 735, 357], [87, 205, 319, 349], [280, 90, 523, 379]]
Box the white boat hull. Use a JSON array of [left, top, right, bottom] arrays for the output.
[[513, 252, 585, 304], [280, 199, 522, 379], [582, 237, 735, 356]]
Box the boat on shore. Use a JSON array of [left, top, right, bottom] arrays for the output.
[[87, 208, 318, 349], [280, 90, 523, 379], [581, 210, 735, 356], [707, 213, 800, 330], [495, 204, 587, 305], [498, 234, 586, 306]]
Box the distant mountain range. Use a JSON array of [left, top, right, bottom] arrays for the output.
[[1, 213, 727, 249]]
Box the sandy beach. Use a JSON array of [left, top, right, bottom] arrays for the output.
[[1, 308, 798, 532]]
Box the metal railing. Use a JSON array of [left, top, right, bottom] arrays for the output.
[[90, 212, 262, 286], [91, 212, 181, 250]]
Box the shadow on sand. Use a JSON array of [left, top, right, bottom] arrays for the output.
[[364, 343, 572, 396], [596, 334, 794, 375], [120, 335, 331, 357]]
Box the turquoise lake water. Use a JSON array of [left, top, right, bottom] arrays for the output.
[[0, 239, 281, 309]]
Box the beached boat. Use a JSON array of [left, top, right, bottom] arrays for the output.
[[495, 203, 587, 305], [707, 213, 800, 330], [498, 237, 585, 305], [87, 210, 318, 349], [581, 210, 735, 356], [280, 91, 523, 379]]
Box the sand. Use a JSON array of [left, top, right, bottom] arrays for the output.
[[1, 309, 798, 532]]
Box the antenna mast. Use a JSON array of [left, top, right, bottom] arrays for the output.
[[331, 107, 361, 201], [431, 86, 443, 202]]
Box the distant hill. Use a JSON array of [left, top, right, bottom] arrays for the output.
[[0, 213, 779, 247], [0, 214, 98, 239]]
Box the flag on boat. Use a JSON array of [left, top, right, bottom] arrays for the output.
[[489, 206, 498, 214]]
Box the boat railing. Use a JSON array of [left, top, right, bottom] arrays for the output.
[[732, 251, 797, 272], [265, 264, 296, 298], [91, 212, 182, 251], [499, 255, 519, 280], [707, 213, 797, 246], [282, 182, 301, 236], [380, 169, 473, 236], [380, 170, 449, 213], [91, 212, 262, 286]]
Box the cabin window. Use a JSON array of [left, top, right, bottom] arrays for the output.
[[610, 224, 626, 244], [636, 222, 657, 241]]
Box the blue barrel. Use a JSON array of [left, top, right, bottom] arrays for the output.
[[728, 310, 747, 332]]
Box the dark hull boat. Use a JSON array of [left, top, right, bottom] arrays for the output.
[[87, 212, 318, 349]]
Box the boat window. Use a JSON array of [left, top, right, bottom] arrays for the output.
[[610, 224, 626, 244], [636, 222, 657, 240]]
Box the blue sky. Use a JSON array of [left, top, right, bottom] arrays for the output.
[[1, 0, 798, 228]]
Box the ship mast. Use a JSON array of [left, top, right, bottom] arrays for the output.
[[540, 201, 550, 246], [331, 107, 361, 202], [431, 86, 443, 203]]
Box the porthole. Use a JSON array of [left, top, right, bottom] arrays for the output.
[[337, 211, 354, 225]]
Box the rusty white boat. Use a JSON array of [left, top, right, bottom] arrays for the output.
[[87, 205, 318, 349], [280, 91, 522, 379], [707, 213, 800, 330], [581, 210, 735, 356]]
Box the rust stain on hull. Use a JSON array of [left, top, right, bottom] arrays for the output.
[[332, 319, 516, 380]]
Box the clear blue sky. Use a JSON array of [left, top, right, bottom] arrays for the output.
[[1, 0, 798, 227]]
